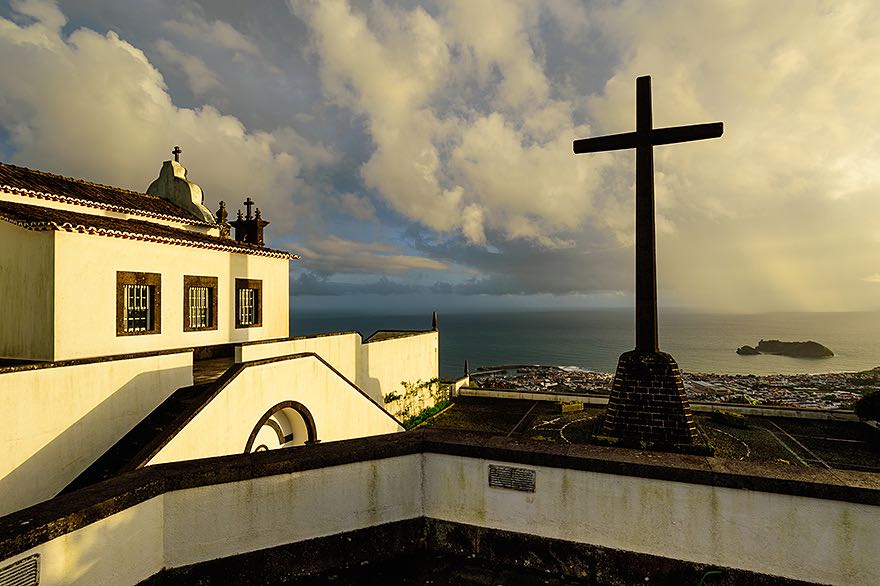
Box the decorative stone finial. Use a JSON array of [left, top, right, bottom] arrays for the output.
[[216, 201, 230, 239], [230, 197, 270, 246], [464, 359, 469, 375], [432, 311, 438, 331], [172, 145, 182, 162]]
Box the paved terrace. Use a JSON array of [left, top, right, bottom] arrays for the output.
[[423, 396, 880, 473]]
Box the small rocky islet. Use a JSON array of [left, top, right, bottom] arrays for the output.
[[736, 339, 834, 358]]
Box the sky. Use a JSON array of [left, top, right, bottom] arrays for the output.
[[0, 0, 878, 314]]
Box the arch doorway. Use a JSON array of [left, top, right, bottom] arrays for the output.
[[244, 401, 317, 453]]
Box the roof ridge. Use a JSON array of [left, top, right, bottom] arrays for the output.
[[0, 160, 166, 201]]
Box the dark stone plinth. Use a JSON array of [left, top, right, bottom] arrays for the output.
[[602, 350, 699, 445]]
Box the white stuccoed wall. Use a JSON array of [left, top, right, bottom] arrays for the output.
[[358, 333, 439, 403], [162, 456, 422, 568], [0, 221, 54, 360], [235, 331, 439, 404], [236, 333, 361, 381], [3, 451, 878, 585], [52, 231, 289, 361], [146, 355, 402, 465], [0, 351, 193, 516], [422, 454, 879, 585]]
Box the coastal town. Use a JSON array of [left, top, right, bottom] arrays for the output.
[[470, 365, 880, 410]]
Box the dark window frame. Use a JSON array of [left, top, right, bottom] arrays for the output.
[[116, 271, 161, 336], [183, 275, 219, 332], [235, 278, 262, 328]]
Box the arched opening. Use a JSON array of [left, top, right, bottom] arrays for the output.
[[244, 401, 317, 453]]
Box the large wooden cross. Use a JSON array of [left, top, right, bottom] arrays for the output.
[[574, 76, 723, 352]]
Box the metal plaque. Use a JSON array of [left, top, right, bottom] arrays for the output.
[[488, 464, 536, 492]]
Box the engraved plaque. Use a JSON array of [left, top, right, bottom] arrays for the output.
[[488, 464, 536, 492]]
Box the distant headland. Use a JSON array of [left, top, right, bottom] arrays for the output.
[[736, 340, 834, 359]]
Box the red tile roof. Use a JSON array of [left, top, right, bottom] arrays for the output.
[[0, 200, 294, 259], [0, 161, 211, 224]]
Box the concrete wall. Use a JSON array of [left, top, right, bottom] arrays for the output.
[[423, 455, 879, 585], [0, 351, 192, 515], [0, 221, 54, 360], [358, 333, 439, 403], [52, 231, 289, 361], [147, 355, 402, 465], [236, 331, 439, 406], [236, 333, 361, 382], [3, 449, 877, 585]]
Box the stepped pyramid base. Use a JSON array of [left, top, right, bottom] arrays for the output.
[[601, 350, 699, 446]]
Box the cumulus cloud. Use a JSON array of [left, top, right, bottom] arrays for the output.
[[0, 0, 330, 233], [5, 0, 880, 310], [154, 39, 220, 94], [161, 9, 260, 57], [864, 274, 880, 284], [291, 0, 880, 310], [295, 235, 448, 274], [291, 0, 606, 248], [336, 192, 377, 222]]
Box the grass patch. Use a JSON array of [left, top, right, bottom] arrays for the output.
[[403, 399, 452, 430]]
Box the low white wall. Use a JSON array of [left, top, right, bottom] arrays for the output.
[[423, 454, 879, 585], [162, 456, 422, 568], [9, 496, 165, 585], [3, 450, 877, 585], [2, 455, 422, 585], [0, 351, 193, 515], [147, 355, 402, 465], [383, 380, 447, 423], [235, 331, 439, 406], [460, 387, 609, 404], [358, 333, 439, 403], [235, 333, 361, 382]]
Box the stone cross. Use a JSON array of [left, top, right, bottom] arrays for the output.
[[244, 197, 255, 219], [172, 146, 182, 162], [573, 76, 722, 352]]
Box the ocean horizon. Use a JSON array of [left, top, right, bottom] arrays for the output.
[[290, 307, 880, 379]]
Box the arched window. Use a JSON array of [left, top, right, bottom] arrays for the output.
[[244, 401, 317, 453]]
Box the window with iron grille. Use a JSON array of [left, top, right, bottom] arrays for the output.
[[117, 271, 161, 335], [189, 287, 211, 328], [235, 278, 262, 328], [124, 284, 154, 332], [184, 276, 218, 331]]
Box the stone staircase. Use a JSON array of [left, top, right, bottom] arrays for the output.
[[63, 358, 238, 493]]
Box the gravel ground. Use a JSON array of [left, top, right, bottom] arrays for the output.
[[423, 397, 880, 472]]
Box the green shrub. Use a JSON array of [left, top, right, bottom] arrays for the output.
[[854, 391, 880, 421]]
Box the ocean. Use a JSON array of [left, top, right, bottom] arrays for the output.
[[290, 308, 880, 379]]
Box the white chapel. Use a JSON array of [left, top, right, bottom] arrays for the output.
[[0, 149, 439, 516]]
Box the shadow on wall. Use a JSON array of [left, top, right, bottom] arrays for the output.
[[0, 366, 191, 516], [357, 341, 383, 405]]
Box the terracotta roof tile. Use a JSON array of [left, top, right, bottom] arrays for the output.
[[0, 200, 294, 259], [0, 161, 209, 224]]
